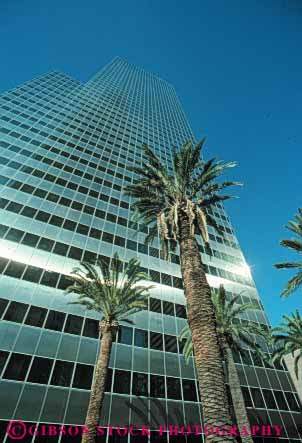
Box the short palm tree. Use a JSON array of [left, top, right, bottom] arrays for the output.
[[271, 311, 302, 378], [275, 208, 302, 297], [180, 285, 268, 443], [66, 253, 152, 443], [124, 140, 241, 441]]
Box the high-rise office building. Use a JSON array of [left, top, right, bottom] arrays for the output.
[[0, 58, 301, 443]]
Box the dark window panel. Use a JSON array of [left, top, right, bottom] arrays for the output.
[[21, 206, 36, 218], [57, 274, 71, 290], [149, 298, 162, 314], [241, 386, 253, 407], [53, 242, 69, 256], [0, 298, 9, 318], [23, 265, 42, 283], [64, 315, 83, 335], [27, 357, 53, 384], [45, 310, 66, 331], [150, 374, 165, 398], [68, 247, 83, 261], [262, 389, 277, 410], [182, 379, 197, 402], [73, 364, 94, 389], [105, 368, 113, 392], [40, 270, 59, 288], [0, 224, 9, 238], [274, 390, 288, 410], [50, 360, 74, 387], [164, 335, 178, 353], [250, 388, 265, 408], [5, 261, 25, 278], [118, 326, 133, 345], [22, 233, 39, 247], [37, 237, 55, 252], [167, 377, 181, 400], [132, 372, 148, 397], [0, 257, 9, 273], [113, 369, 131, 394], [134, 329, 148, 348], [25, 305, 47, 327], [175, 304, 186, 319], [5, 228, 24, 242], [150, 332, 163, 350], [163, 301, 174, 316], [0, 350, 9, 375], [83, 318, 99, 339], [4, 301, 27, 323], [3, 353, 31, 381]]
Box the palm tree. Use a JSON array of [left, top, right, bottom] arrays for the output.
[[275, 208, 302, 297], [180, 285, 268, 443], [66, 253, 152, 443], [124, 140, 241, 441], [271, 311, 302, 378]]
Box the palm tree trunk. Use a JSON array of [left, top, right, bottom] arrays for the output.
[[82, 320, 114, 443], [222, 340, 253, 443], [178, 213, 236, 443]]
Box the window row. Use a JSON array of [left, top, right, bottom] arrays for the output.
[[242, 385, 301, 413], [0, 255, 184, 292], [0, 297, 186, 336], [0, 351, 198, 401]]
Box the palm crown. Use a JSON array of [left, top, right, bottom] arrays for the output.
[[275, 208, 302, 297], [271, 311, 302, 378], [66, 253, 153, 324], [180, 285, 267, 360], [124, 140, 241, 255]]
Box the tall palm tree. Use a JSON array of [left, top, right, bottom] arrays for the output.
[[271, 311, 302, 378], [66, 253, 152, 443], [180, 285, 268, 443], [275, 208, 302, 297], [124, 140, 241, 442]]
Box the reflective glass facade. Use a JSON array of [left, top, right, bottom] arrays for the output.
[[0, 57, 301, 443]]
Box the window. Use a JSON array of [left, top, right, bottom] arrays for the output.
[[4, 301, 27, 323], [167, 377, 181, 399], [241, 386, 253, 407], [22, 233, 39, 247], [163, 301, 174, 316], [132, 372, 148, 397], [37, 238, 55, 252], [64, 315, 83, 335], [182, 379, 197, 401], [113, 369, 130, 394], [164, 335, 178, 353], [262, 389, 277, 410], [25, 306, 47, 327], [0, 350, 9, 374], [40, 271, 58, 288], [274, 390, 288, 410], [68, 247, 82, 260], [27, 357, 53, 384], [53, 242, 69, 256], [83, 318, 99, 339], [118, 326, 133, 345], [149, 298, 162, 314], [150, 375, 165, 398], [134, 329, 148, 348], [250, 388, 265, 408], [50, 360, 74, 387], [3, 353, 31, 381], [5, 228, 24, 242], [0, 298, 9, 317], [23, 266, 42, 283], [175, 304, 186, 319], [5, 261, 25, 278], [150, 332, 163, 351], [73, 364, 94, 389], [45, 310, 66, 331]]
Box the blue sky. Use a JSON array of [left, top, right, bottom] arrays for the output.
[[1, 0, 301, 326]]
